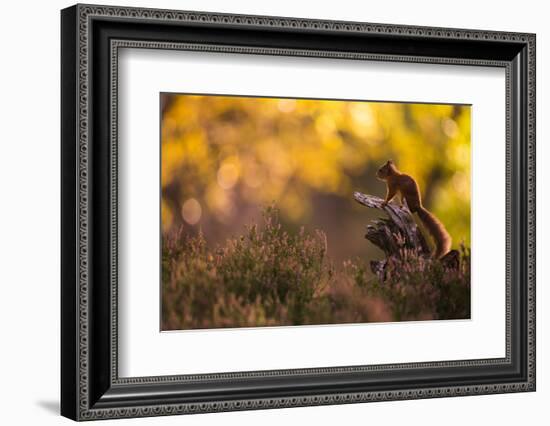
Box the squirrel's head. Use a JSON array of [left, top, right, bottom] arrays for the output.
[[376, 160, 397, 180]]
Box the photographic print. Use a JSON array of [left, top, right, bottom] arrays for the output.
[[160, 93, 471, 331]]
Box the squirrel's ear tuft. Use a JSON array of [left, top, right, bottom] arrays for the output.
[[387, 159, 393, 165]]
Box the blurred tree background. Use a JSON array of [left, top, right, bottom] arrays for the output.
[[161, 94, 470, 264]]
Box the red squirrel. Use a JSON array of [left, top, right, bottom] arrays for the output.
[[376, 160, 452, 258]]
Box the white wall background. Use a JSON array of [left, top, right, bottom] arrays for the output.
[[0, 0, 546, 424]]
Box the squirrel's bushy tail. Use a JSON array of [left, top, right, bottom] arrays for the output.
[[416, 207, 452, 258]]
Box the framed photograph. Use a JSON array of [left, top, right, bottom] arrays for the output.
[[61, 4, 536, 421]]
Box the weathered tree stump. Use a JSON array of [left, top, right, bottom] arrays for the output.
[[353, 192, 430, 254], [353, 191, 458, 276]]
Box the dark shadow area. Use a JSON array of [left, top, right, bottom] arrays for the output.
[[36, 400, 59, 416]]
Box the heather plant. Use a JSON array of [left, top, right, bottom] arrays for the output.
[[162, 207, 470, 330], [364, 245, 471, 321]]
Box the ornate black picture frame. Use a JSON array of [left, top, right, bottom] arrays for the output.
[[61, 4, 536, 421]]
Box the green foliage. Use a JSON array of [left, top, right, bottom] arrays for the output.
[[162, 208, 470, 329]]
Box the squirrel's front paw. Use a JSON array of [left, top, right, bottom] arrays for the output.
[[381, 201, 388, 208]]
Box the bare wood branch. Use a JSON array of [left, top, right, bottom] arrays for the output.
[[353, 192, 430, 256]]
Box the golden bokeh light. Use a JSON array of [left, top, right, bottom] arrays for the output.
[[180, 198, 202, 225], [161, 94, 471, 258], [217, 161, 240, 190]]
